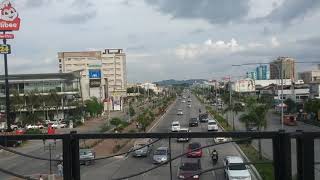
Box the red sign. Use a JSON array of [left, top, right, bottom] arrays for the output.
[[0, 33, 13, 39], [0, 1, 20, 31]]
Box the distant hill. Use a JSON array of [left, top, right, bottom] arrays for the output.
[[154, 79, 206, 86]]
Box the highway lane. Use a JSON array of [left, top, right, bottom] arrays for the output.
[[0, 92, 258, 180], [84, 92, 256, 180]]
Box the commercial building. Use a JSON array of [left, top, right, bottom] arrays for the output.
[[0, 72, 82, 122], [246, 71, 256, 80], [256, 65, 270, 80], [270, 57, 296, 80], [58, 49, 127, 111], [298, 70, 320, 84]]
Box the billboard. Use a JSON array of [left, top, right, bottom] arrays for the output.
[[89, 69, 101, 79], [233, 79, 255, 92], [0, 1, 21, 31], [89, 79, 101, 87]]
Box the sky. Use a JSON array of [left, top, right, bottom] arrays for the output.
[[1, 0, 320, 82]]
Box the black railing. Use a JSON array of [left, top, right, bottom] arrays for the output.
[[0, 130, 319, 180]]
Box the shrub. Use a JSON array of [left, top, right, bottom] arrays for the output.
[[100, 124, 111, 132], [110, 117, 123, 127], [25, 129, 43, 134]]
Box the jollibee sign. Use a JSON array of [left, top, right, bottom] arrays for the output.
[[0, 0, 20, 31]]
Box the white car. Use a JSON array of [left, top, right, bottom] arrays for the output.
[[181, 100, 186, 103], [214, 137, 228, 143], [177, 128, 190, 142], [171, 121, 180, 132], [177, 109, 183, 115], [224, 156, 251, 180], [51, 122, 67, 129], [187, 104, 191, 108], [207, 119, 219, 131], [26, 124, 44, 130]]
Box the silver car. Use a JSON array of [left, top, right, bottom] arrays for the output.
[[153, 147, 170, 164], [133, 138, 153, 157]]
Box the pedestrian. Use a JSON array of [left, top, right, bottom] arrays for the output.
[[57, 162, 63, 176], [39, 174, 43, 180], [136, 122, 139, 129]]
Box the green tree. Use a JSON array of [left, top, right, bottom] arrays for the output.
[[85, 97, 103, 117], [10, 90, 25, 121], [129, 104, 135, 117], [110, 117, 123, 127], [47, 90, 62, 119], [304, 99, 320, 120], [284, 98, 296, 114], [224, 103, 244, 130], [25, 90, 41, 125], [239, 104, 268, 159]]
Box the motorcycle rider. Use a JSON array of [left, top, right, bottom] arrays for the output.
[[211, 149, 218, 160]]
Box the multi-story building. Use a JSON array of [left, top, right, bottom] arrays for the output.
[[58, 49, 127, 111], [270, 57, 296, 80], [256, 65, 269, 80], [246, 71, 256, 80], [0, 72, 82, 122], [298, 70, 320, 84]]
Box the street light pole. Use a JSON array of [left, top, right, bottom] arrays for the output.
[[280, 62, 284, 130]]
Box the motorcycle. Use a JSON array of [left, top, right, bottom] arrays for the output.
[[211, 150, 218, 164]]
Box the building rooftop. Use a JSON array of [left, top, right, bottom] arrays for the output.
[[0, 71, 81, 81]]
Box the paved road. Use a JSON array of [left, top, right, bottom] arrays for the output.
[[80, 93, 256, 180], [224, 108, 320, 178], [0, 94, 256, 180]]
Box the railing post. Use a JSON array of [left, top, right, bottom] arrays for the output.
[[63, 134, 72, 180], [71, 131, 80, 180], [296, 132, 314, 180], [169, 137, 173, 180], [273, 130, 292, 180]]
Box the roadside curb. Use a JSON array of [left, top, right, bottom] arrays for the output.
[[210, 113, 262, 180], [198, 95, 263, 180]]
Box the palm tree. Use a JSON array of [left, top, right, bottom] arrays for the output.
[[25, 90, 41, 124], [47, 90, 62, 120], [223, 103, 244, 130], [10, 90, 24, 121], [239, 104, 268, 159]]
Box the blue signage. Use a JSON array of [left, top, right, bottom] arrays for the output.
[[89, 70, 101, 79]]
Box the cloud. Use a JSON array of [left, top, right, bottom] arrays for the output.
[[71, 0, 94, 8], [24, 0, 50, 8], [261, 0, 320, 24], [271, 37, 280, 47], [145, 0, 250, 24], [59, 11, 97, 24], [175, 39, 245, 59], [297, 36, 320, 46]]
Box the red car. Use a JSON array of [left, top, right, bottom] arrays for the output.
[[187, 142, 202, 158]]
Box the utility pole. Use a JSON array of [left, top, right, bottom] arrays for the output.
[[280, 62, 284, 130]]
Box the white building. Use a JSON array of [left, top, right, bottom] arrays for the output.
[[58, 49, 127, 111], [139, 83, 163, 94]]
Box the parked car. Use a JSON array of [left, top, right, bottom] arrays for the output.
[[26, 124, 44, 130], [187, 99, 192, 102], [178, 158, 201, 179], [79, 149, 96, 165], [153, 147, 170, 164], [189, 118, 199, 127], [177, 128, 190, 142], [207, 119, 219, 131], [132, 138, 153, 157], [187, 104, 192, 108], [246, 122, 258, 131], [199, 113, 208, 123], [171, 121, 181, 132], [187, 142, 202, 158], [50, 122, 67, 129], [224, 156, 251, 180], [181, 100, 186, 103]]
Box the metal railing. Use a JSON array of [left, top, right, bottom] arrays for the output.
[[0, 130, 319, 180]]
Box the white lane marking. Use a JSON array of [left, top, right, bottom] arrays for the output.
[[148, 100, 176, 132]]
